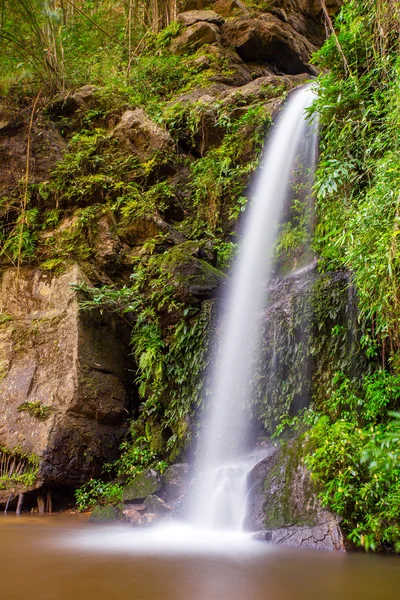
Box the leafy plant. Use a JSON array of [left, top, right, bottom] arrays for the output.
[[75, 479, 123, 511]]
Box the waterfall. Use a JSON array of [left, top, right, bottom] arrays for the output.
[[190, 85, 318, 530]]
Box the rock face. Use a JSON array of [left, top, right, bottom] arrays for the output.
[[0, 264, 132, 497], [245, 446, 346, 551], [0, 104, 65, 199], [221, 15, 315, 74]]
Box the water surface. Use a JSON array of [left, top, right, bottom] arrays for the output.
[[1, 516, 399, 600]]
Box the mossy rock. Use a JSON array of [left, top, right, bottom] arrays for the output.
[[151, 242, 227, 301], [122, 469, 161, 502], [89, 505, 121, 522], [245, 441, 321, 531]]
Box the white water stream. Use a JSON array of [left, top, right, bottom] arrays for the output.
[[190, 84, 319, 530]]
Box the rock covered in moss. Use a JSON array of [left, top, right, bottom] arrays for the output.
[[245, 443, 346, 551], [212, 0, 248, 17], [122, 469, 162, 502], [152, 241, 227, 303], [89, 505, 121, 522]]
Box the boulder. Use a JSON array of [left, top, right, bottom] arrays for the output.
[[163, 463, 189, 502], [46, 85, 99, 118], [144, 495, 171, 515], [122, 469, 162, 502], [113, 109, 174, 163], [221, 15, 316, 74], [123, 504, 145, 525], [203, 44, 252, 87], [92, 213, 122, 271], [89, 505, 120, 522], [0, 264, 132, 493], [151, 242, 228, 303], [245, 444, 346, 551], [177, 10, 224, 26], [171, 22, 221, 55]]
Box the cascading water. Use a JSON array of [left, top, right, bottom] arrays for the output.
[[190, 84, 319, 531]]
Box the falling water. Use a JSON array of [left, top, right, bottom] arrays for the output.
[[190, 84, 319, 530]]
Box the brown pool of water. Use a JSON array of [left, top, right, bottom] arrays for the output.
[[0, 515, 399, 600]]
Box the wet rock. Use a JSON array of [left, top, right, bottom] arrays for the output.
[[0, 264, 132, 487], [163, 463, 189, 502], [113, 109, 174, 163], [89, 505, 120, 522], [123, 504, 145, 525], [245, 445, 346, 551], [144, 495, 171, 515], [262, 520, 345, 550], [171, 22, 221, 55], [177, 10, 224, 26], [221, 15, 315, 75], [122, 470, 162, 502]]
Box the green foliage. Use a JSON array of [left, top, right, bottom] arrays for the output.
[[111, 425, 168, 481], [0, 446, 39, 490], [17, 400, 53, 421], [275, 370, 400, 551], [75, 478, 123, 511], [275, 198, 312, 273], [187, 105, 272, 235], [283, 0, 400, 552], [311, 0, 400, 355]]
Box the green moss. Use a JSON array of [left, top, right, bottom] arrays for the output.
[[89, 504, 121, 522], [122, 470, 161, 501], [17, 401, 53, 421], [263, 441, 318, 529]]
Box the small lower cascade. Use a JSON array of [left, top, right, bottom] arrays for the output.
[[190, 85, 318, 530]]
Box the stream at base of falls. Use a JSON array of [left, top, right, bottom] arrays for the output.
[[1, 516, 400, 600]]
